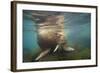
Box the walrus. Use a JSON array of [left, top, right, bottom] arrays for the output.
[[32, 13, 74, 61]]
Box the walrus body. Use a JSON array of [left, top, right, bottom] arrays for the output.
[[33, 15, 74, 61], [34, 15, 66, 61]]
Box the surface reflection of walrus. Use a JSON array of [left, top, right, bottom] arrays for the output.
[[34, 15, 74, 61]]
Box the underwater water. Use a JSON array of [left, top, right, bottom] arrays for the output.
[[23, 10, 91, 62]]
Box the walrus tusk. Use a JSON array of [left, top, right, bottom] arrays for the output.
[[35, 49, 50, 61], [53, 44, 59, 52]]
